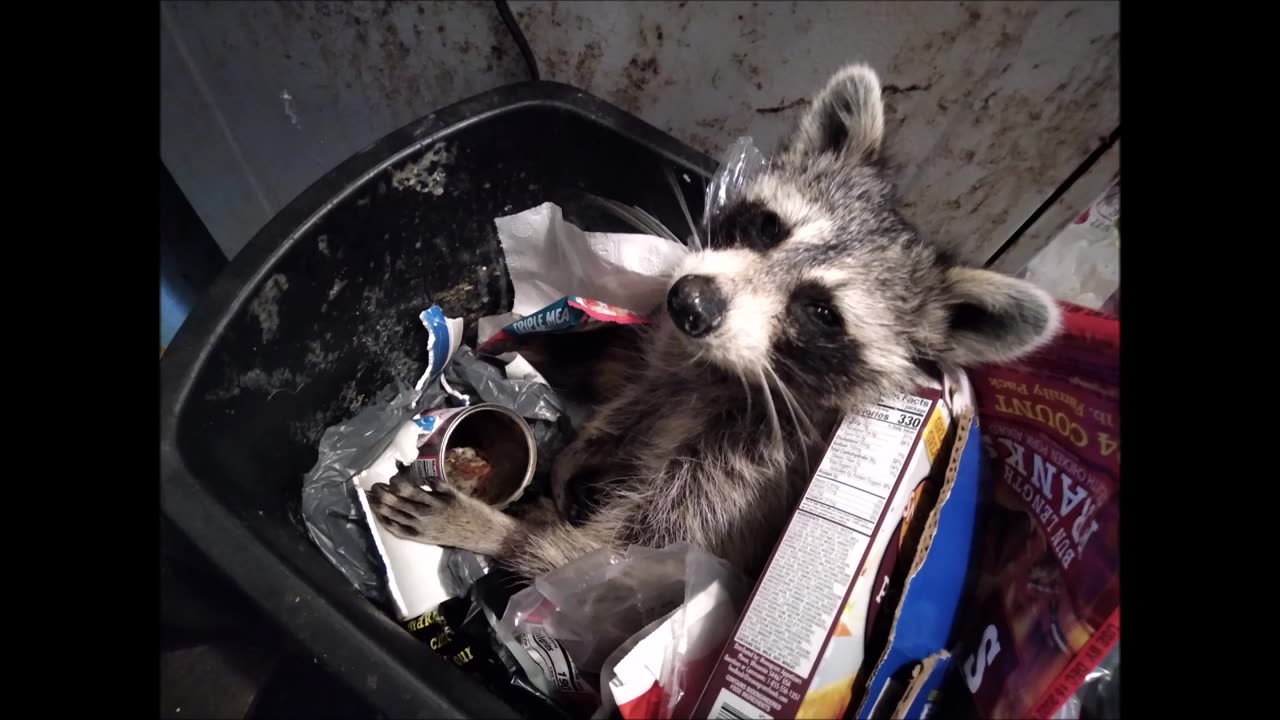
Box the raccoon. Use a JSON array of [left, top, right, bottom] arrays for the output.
[[369, 64, 1061, 580]]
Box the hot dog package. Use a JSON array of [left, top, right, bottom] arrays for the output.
[[477, 296, 650, 356]]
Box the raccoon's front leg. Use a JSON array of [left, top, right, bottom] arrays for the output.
[[551, 392, 638, 518], [369, 476, 608, 578], [547, 330, 652, 516], [500, 515, 613, 578], [368, 476, 520, 556]]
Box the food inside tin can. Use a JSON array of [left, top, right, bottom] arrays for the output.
[[445, 446, 495, 497]]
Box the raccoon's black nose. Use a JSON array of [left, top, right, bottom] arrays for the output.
[[667, 275, 726, 338]]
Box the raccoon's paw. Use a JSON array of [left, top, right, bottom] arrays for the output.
[[367, 475, 452, 540], [367, 475, 514, 555]]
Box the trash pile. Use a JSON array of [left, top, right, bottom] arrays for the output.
[[299, 138, 1119, 719]]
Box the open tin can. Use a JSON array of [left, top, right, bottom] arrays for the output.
[[411, 403, 536, 510]]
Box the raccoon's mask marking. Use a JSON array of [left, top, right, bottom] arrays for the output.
[[665, 64, 1060, 409]]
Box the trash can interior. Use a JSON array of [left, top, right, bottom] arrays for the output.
[[160, 81, 715, 718]]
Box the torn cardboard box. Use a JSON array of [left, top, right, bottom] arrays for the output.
[[693, 369, 981, 720]]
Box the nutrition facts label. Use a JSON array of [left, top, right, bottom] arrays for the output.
[[732, 392, 936, 680], [803, 394, 933, 532]]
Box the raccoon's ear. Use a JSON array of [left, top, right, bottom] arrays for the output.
[[938, 267, 1062, 366], [785, 63, 886, 164]]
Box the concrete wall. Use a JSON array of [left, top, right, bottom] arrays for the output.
[[160, 0, 1118, 267]]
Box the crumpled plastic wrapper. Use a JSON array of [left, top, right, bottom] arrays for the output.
[[300, 348, 571, 606], [299, 384, 419, 605], [1021, 179, 1119, 311], [440, 548, 495, 603], [495, 201, 689, 317], [497, 542, 747, 677]]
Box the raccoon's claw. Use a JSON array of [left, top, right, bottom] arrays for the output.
[[367, 477, 454, 541], [367, 475, 518, 556]]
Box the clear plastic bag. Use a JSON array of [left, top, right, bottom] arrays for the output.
[[1050, 643, 1120, 720], [700, 136, 768, 246], [496, 542, 747, 716], [597, 547, 749, 720]]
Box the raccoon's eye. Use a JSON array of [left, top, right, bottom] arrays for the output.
[[805, 302, 842, 328]]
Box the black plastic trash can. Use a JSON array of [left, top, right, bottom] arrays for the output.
[[159, 82, 715, 718]]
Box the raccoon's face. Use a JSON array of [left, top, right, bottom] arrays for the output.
[[666, 64, 1060, 408]]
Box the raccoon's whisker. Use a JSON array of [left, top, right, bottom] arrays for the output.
[[772, 353, 820, 393], [756, 368, 782, 446], [764, 365, 812, 472], [665, 164, 701, 250], [670, 454, 709, 466], [784, 388, 816, 470], [770, 371, 807, 443], [602, 474, 647, 488], [735, 370, 753, 421], [767, 364, 818, 443], [499, 572, 526, 594]]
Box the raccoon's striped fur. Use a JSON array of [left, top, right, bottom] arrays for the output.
[[370, 64, 1060, 580]]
